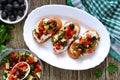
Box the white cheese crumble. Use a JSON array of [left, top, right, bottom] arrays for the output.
[[40, 34, 51, 41], [43, 18, 50, 23]]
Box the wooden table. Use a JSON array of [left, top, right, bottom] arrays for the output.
[[7, 0, 120, 80]]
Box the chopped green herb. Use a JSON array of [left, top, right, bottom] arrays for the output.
[[49, 24, 53, 28], [94, 69, 103, 78], [53, 21, 57, 27], [83, 38, 87, 42], [91, 36, 97, 42], [61, 41, 67, 47], [107, 62, 118, 74], [4, 73, 8, 78], [24, 52, 29, 58], [2, 56, 10, 63], [0, 45, 6, 51], [0, 23, 14, 52]]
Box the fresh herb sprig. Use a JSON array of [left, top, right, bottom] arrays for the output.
[[107, 62, 118, 74], [94, 69, 103, 78], [0, 21, 14, 51], [94, 62, 118, 78]]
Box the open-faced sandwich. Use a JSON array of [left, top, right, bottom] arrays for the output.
[[32, 17, 62, 43], [68, 30, 100, 59], [52, 21, 80, 54]]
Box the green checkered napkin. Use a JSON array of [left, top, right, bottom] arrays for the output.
[[67, 0, 120, 62]]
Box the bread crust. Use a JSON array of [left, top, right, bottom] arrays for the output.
[[32, 17, 62, 44], [68, 29, 100, 59], [68, 45, 79, 59], [84, 29, 100, 53], [53, 21, 80, 54]]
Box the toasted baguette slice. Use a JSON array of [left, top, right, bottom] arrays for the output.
[[32, 17, 62, 44], [52, 21, 80, 54], [68, 29, 100, 59]]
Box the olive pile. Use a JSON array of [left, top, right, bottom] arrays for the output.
[[0, 0, 26, 21]]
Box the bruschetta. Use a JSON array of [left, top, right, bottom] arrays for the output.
[[68, 30, 100, 59], [32, 17, 62, 43], [52, 21, 80, 54]]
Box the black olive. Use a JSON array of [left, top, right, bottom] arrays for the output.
[[18, 0, 24, 4], [1, 11, 8, 19], [18, 10, 24, 17], [61, 41, 67, 47], [69, 24, 74, 29], [0, 1, 2, 4], [53, 21, 57, 26], [75, 44, 84, 50], [8, 0, 13, 3], [5, 4, 13, 11], [20, 3, 26, 10], [91, 36, 97, 42], [7, 11, 12, 16], [9, 14, 16, 21], [78, 45, 84, 50], [13, 1, 20, 9], [17, 72, 26, 79], [1, 0, 7, 4], [13, 10, 18, 16], [0, 4, 3, 10]]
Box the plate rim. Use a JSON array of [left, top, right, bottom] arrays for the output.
[[23, 4, 110, 70]]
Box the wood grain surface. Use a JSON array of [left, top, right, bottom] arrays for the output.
[[7, 0, 120, 80]]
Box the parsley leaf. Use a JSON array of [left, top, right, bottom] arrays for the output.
[[94, 69, 103, 78], [0, 22, 14, 51], [107, 62, 118, 74], [0, 45, 6, 51]]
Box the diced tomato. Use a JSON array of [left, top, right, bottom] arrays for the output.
[[54, 42, 61, 50], [13, 78, 18, 80], [43, 30, 47, 35], [57, 26, 61, 30], [27, 56, 34, 64], [18, 55, 26, 62], [86, 34, 91, 39], [10, 53, 18, 59], [39, 21, 43, 29], [76, 50, 82, 55], [70, 30, 76, 35], [16, 71, 19, 76], [66, 26, 71, 30], [79, 37, 83, 44], [47, 20, 54, 24], [83, 41, 91, 46], [38, 31, 43, 35], [8, 75, 12, 80], [20, 66, 27, 71], [55, 45, 60, 50], [49, 29, 54, 34], [11, 68, 17, 74], [57, 41, 62, 45], [35, 64, 42, 72], [17, 62, 24, 67], [87, 47, 94, 53], [39, 26, 44, 31], [35, 67, 41, 72], [66, 36, 71, 41], [12, 62, 16, 66]]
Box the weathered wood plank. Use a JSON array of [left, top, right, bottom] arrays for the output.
[[48, 1, 78, 80], [78, 61, 106, 80], [6, 0, 120, 80]]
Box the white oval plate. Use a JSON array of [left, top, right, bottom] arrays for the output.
[[23, 5, 110, 70]]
